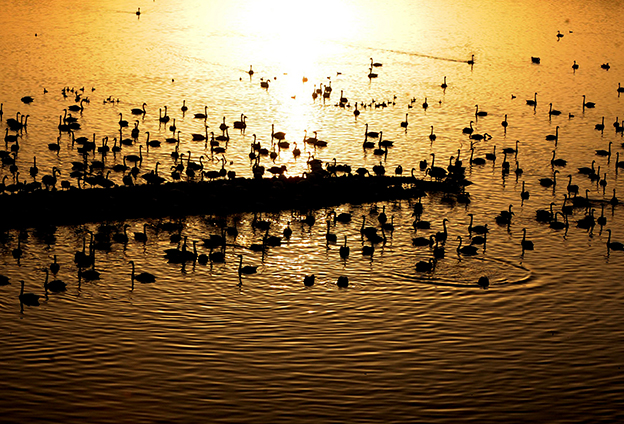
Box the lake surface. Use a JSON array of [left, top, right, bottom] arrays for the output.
[[2, 0, 624, 422]]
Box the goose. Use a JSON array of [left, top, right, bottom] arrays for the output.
[[238, 255, 258, 275], [521, 228, 534, 250], [131, 102, 146, 115], [130, 260, 155, 285], [582, 95, 595, 109], [19, 280, 41, 307], [526, 92, 537, 106], [606, 230, 624, 251], [457, 236, 478, 256]]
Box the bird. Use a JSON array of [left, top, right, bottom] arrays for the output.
[[429, 126, 436, 141], [545, 126, 559, 142], [457, 236, 478, 256], [441, 76, 447, 89], [131, 102, 146, 115], [44, 269, 66, 293], [521, 228, 534, 251], [595, 142, 612, 158], [336, 276, 349, 288], [540, 170, 559, 187], [416, 258, 435, 272], [526, 92, 537, 107], [531, 56, 541, 64], [501, 114, 508, 130], [566, 175, 579, 195], [339, 236, 350, 259], [303, 274, 315, 287], [582, 95, 595, 109], [595, 117, 605, 131], [238, 255, 258, 275], [572, 61, 579, 70], [136, 7, 141, 16], [370, 58, 382, 67], [475, 105, 488, 117], [422, 97, 428, 110], [606, 230, 624, 251], [181, 100, 188, 113], [548, 103, 561, 116], [618, 83, 624, 93], [477, 276, 490, 289], [19, 280, 41, 307], [462, 121, 474, 135], [521, 181, 530, 200], [400, 113, 409, 128], [130, 260, 156, 284], [50, 255, 60, 274]]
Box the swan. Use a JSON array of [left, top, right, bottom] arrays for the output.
[[501, 114, 508, 129], [194, 106, 208, 119], [325, 221, 337, 243], [566, 175, 579, 195], [582, 95, 595, 109], [304, 274, 315, 287], [130, 260, 156, 284], [181, 100, 188, 113], [475, 104, 488, 117], [233, 114, 246, 129], [50, 255, 60, 274], [548, 103, 561, 116], [19, 280, 41, 307], [540, 170, 559, 187], [44, 269, 66, 293], [416, 258, 435, 272], [131, 102, 146, 115], [441, 76, 447, 89], [468, 214, 488, 234], [595, 141, 612, 157], [572, 61, 579, 70], [607, 230, 624, 251], [118, 113, 128, 127], [429, 126, 436, 141], [578, 160, 595, 175], [339, 236, 350, 259], [550, 151, 566, 168], [595, 117, 605, 131], [271, 124, 286, 140], [435, 218, 449, 242], [238, 255, 258, 275], [400, 113, 409, 128], [521, 228, 534, 250], [457, 236, 478, 256], [364, 123, 380, 138], [526, 92, 537, 106], [520, 181, 530, 200], [336, 276, 349, 288], [422, 97, 428, 110], [545, 126, 559, 141], [125, 145, 143, 165], [462, 121, 474, 134]]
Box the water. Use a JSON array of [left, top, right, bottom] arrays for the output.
[[2, 0, 624, 422]]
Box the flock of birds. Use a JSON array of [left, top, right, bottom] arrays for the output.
[[3, 47, 624, 310]]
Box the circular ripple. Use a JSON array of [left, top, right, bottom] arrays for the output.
[[395, 256, 532, 289]]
